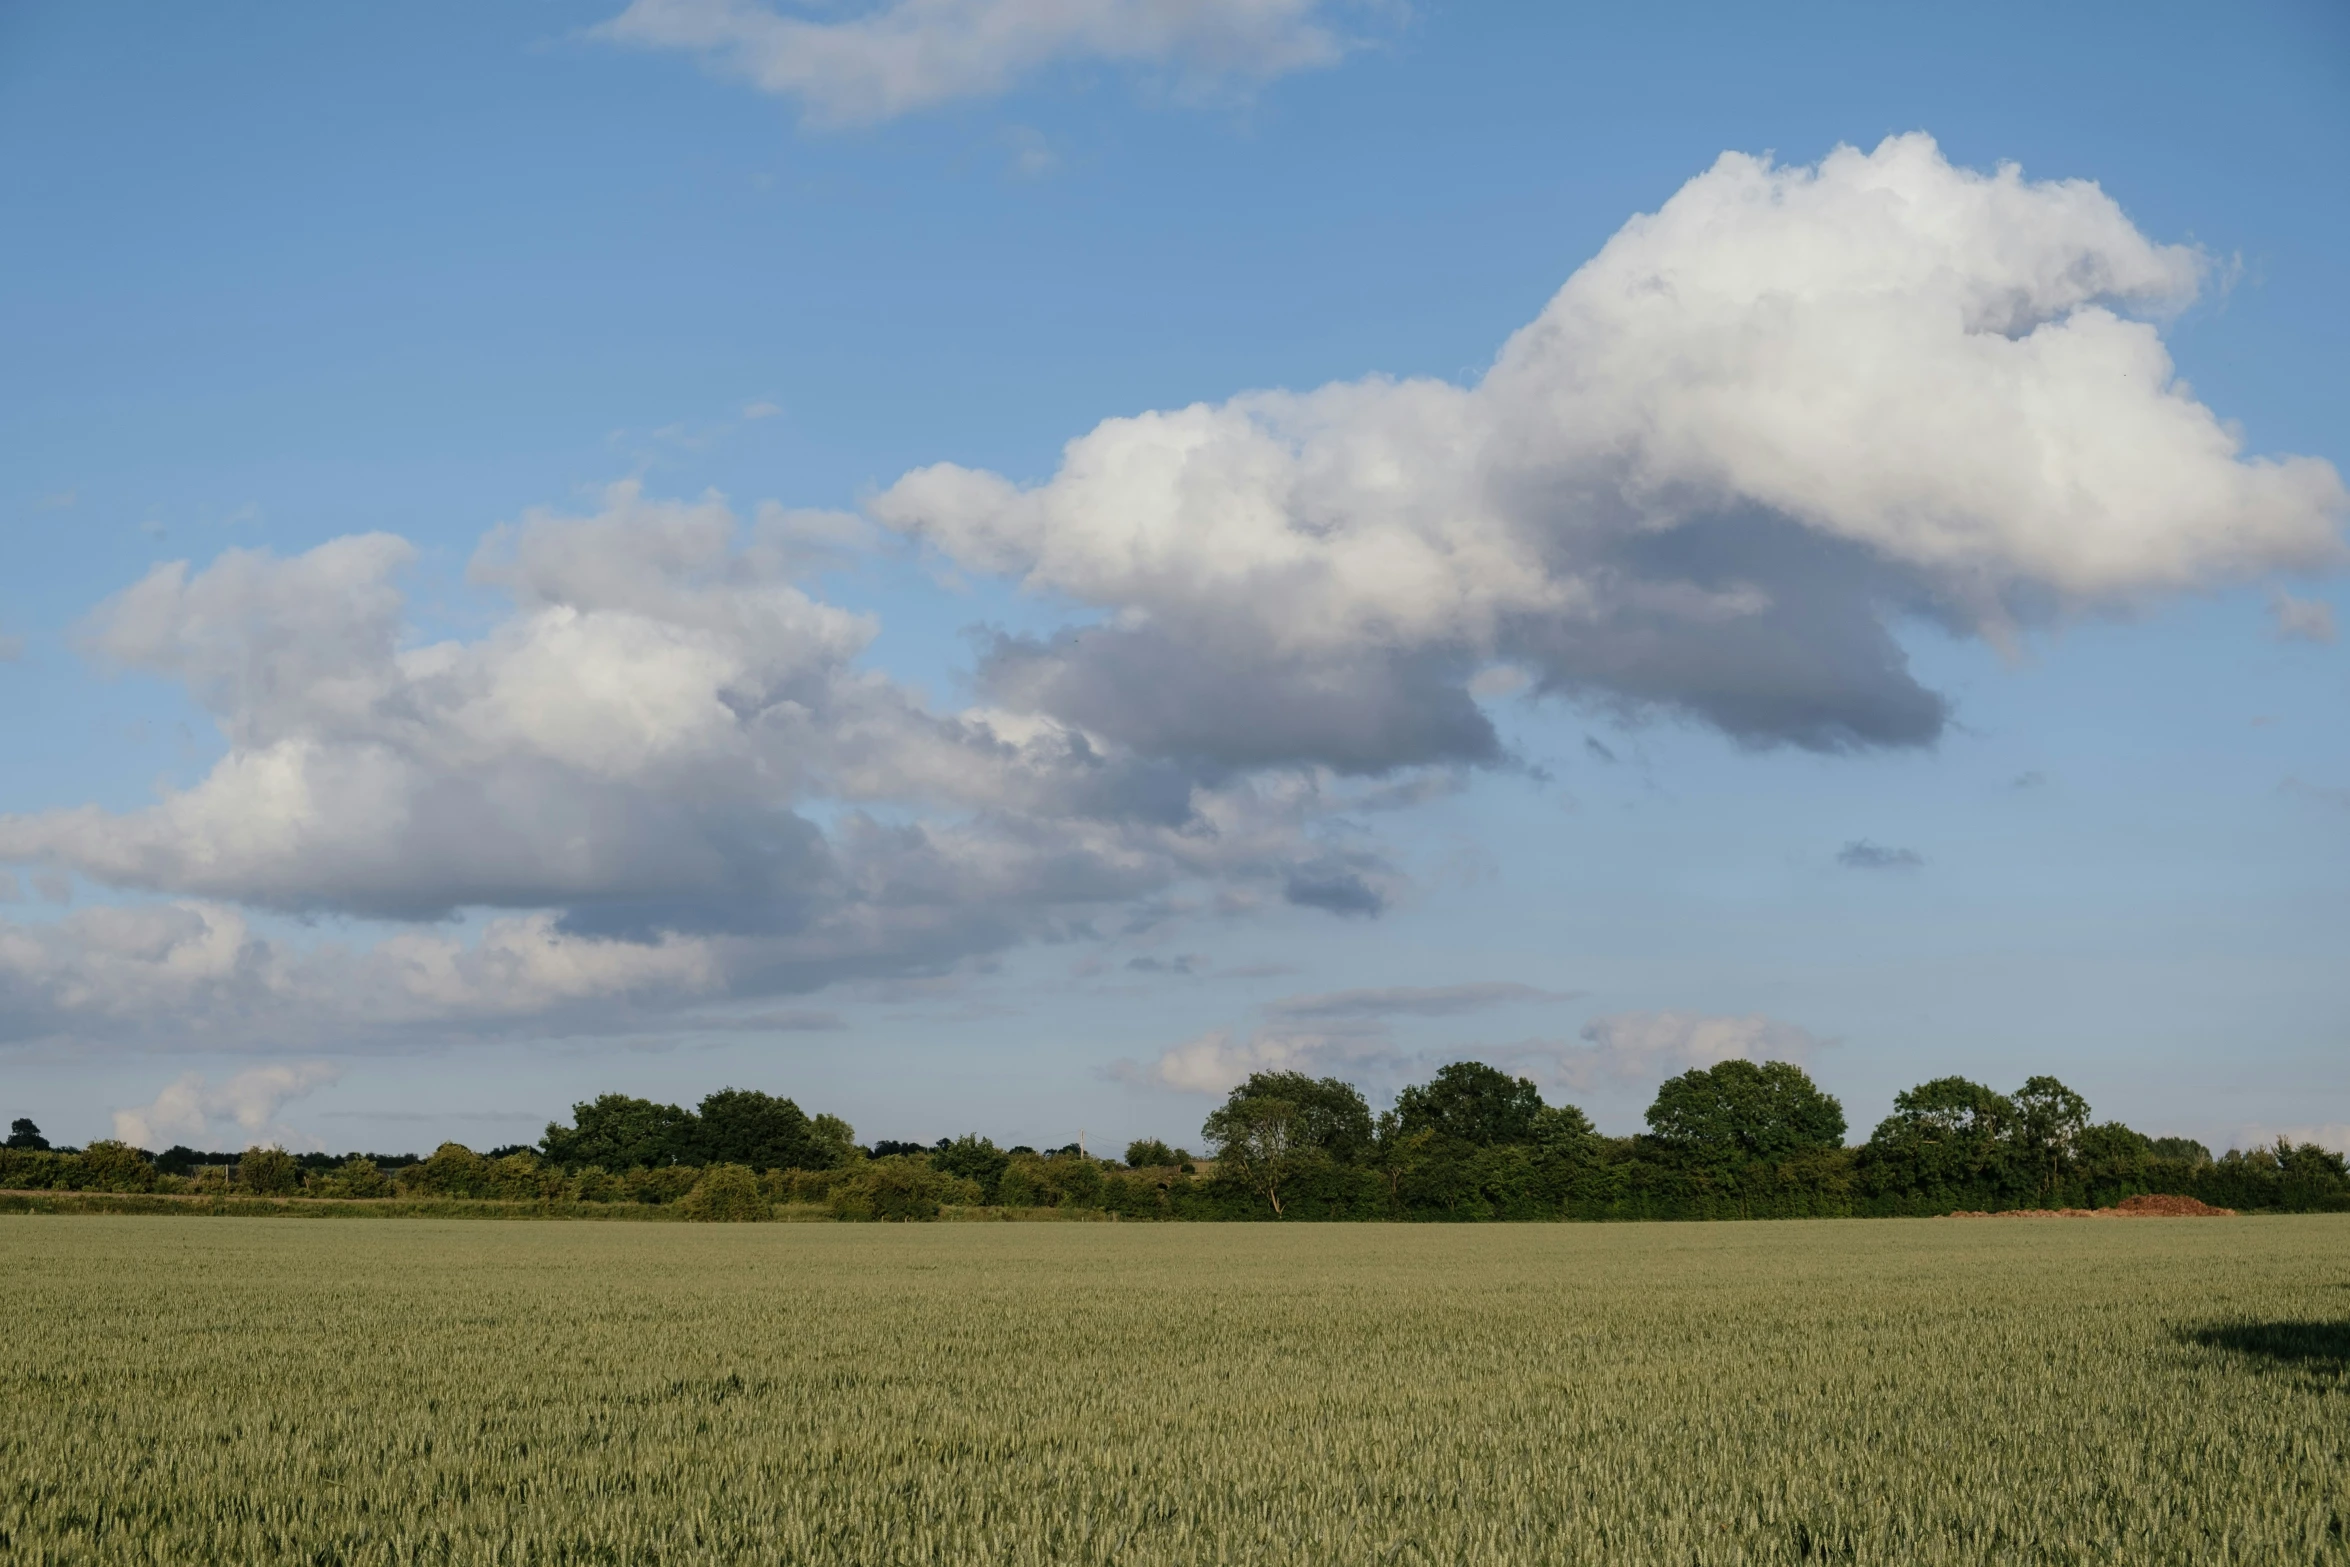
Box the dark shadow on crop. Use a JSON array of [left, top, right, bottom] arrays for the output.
[[2182, 1319, 2350, 1375]]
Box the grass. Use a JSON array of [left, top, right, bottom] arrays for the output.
[[5, 1216, 2347, 1564]]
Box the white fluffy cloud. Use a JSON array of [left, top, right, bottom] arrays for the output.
[[0, 484, 1341, 925], [1132, 981, 1577, 1093], [8, 136, 2342, 1057], [1551, 1011, 1828, 1091], [0, 484, 1385, 1046], [0, 902, 723, 1050], [596, 0, 1358, 125], [878, 135, 2343, 761], [112, 1062, 341, 1151]]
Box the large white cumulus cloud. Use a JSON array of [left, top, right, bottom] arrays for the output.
[[877, 135, 2343, 760], [3, 136, 2340, 1053], [0, 484, 1384, 1046]]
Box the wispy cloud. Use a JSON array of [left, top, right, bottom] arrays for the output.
[[2270, 591, 2337, 645], [1266, 982, 1578, 1021], [1123, 980, 1577, 1093], [1543, 1011, 1832, 1092], [1837, 840, 1923, 871], [596, 0, 1371, 126], [2281, 777, 2350, 812]]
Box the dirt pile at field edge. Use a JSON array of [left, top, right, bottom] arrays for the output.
[[1940, 1193, 2235, 1219]]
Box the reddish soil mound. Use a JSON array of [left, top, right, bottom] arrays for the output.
[[2103, 1192, 2234, 1217], [1941, 1193, 2235, 1219]]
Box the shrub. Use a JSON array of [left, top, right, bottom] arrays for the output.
[[398, 1143, 492, 1198], [681, 1163, 772, 1222], [239, 1147, 302, 1196], [0, 1148, 70, 1189], [769, 1166, 851, 1204], [932, 1135, 1011, 1202], [622, 1164, 702, 1205], [307, 1158, 391, 1199], [1125, 1138, 1181, 1169], [77, 1141, 158, 1193], [484, 1152, 569, 1201], [830, 1156, 980, 1221]]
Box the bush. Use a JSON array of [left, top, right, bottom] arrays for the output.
[[681, 1163, 772, 1222], [622, 1164, 702, 1205], [398, 1143, 492, 1198], [78, 1141, 158, 1193], [484, 1152, 569, 1201], [931, 1135, 1011, 1203], [1125, 1138, 1181, 1169], [830, 1156, 980, 1221], [0, 1148, 70, 1189], [239, 1147, 301, 1196], [306, 1158, 391, 1199]]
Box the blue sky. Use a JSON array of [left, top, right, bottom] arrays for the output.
[[2, 0, 2344, 1158]]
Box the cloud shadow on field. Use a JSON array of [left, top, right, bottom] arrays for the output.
[[2180, 1319, 2350, 1377]]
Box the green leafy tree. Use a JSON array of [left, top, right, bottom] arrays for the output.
[[1394, 1062, 1544, 1147], [695, 1088, 823, 1169], [932, 1135, 1011, 1201], [1371, 1110, 1435, 1206], [1860, 1077, 2016, 1199], [1531, 1103, 1598, 1152], [1203, 1091, 1303, 1216], [238, 1146, 302, 1196], [2149, 1136, 2212, 1165], [1646, 1060, 1846, 1168], [2076, 1121, 2152, 1163], [807, 1113, 858, 1170], [1124, 1137, 1181, 1168], [541, 1094, 699, 1170], [2009, 1076, 2091, 1202], [1225, 1072, 1374, 1163], [6, 1117, 50, 1151]]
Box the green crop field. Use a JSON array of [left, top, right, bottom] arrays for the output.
[[5, 1216, 2346, 1565]]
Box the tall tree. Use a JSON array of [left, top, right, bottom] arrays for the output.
[[695, 1088, 823, 1169], [541, 1094, 699, 1170], [1645, 1060, 1846, 1167], [1370, 1110, 1433, 1206], [6, 1118, 49, 1151], [808, 1114, 858, 1169], [1224, 1071, 1374, 1164], [1204, 1090, 1303, 1217], [1862, 1076, 2015, 1196], [2009, 1076, 2090, 1202], [1394, 1062, 1544, 1147]]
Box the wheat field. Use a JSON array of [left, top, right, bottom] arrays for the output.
[[5, 1215, 2346, 1564]]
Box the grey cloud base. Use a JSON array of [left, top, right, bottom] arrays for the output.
[[878, 136, 2340, 776]]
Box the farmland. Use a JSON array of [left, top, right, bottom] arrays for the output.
[[6, 1216, 2347, 1564]]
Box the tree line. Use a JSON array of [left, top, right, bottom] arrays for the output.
[[6, 1063, 2346, 1219]]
